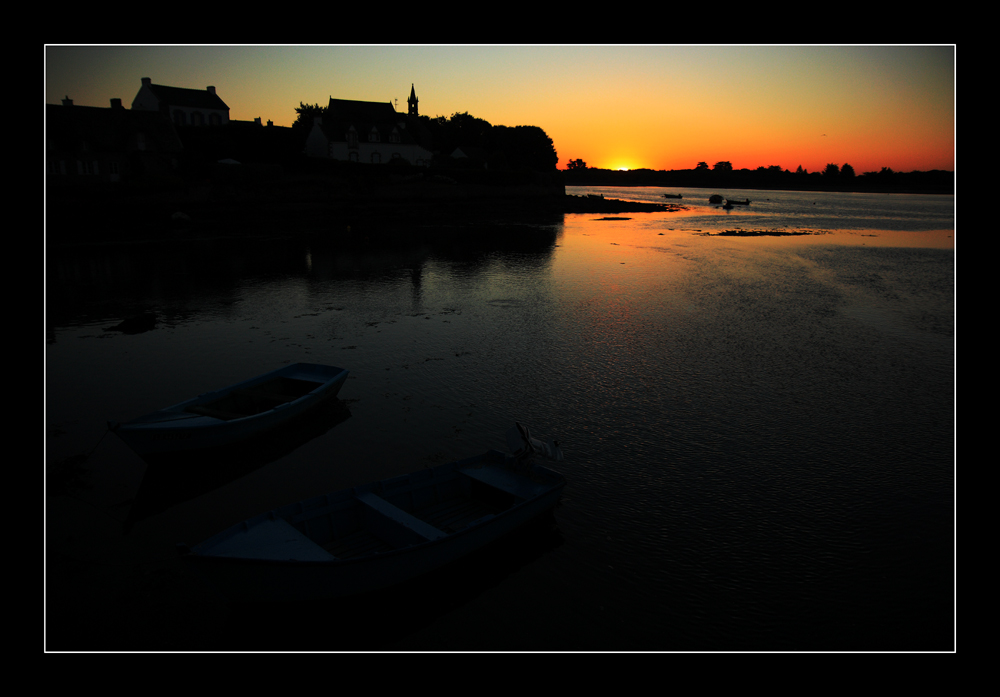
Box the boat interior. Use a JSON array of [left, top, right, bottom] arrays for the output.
[[289, 465, 521, 560], [195, 459, 550, 563], [190, 447, 565, 568], [184, 377, 323, 421]]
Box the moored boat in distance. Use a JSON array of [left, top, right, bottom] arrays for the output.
[[662, 193, 683, 199], [178, 423, 566, 602], [109, 363, 349, 457]]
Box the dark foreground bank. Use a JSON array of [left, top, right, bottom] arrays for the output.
[[46, 174, 685, 248]]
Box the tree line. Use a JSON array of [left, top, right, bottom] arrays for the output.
[[563, 159, 953, 194]]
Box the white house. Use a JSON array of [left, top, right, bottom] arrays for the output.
[[131, 77, 230, 127], [304, 84, 433, 166]]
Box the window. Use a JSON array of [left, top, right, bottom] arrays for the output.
[[369, 127, 380, 143], [347, 128, 359, 149], [390, 129, 401, 143], [371, 152, 381, 164], [173, 110, 187, 126], [192, 112, 205, 126]]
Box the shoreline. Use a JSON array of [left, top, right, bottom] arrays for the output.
[[45, 182, 682, 248]]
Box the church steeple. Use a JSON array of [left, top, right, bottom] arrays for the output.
[[407, 84, 418, 116]]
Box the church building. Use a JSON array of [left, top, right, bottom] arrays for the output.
[[304, 84, 433, 166]]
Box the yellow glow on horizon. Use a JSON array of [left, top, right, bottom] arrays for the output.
[[600, 158, 645, 172]]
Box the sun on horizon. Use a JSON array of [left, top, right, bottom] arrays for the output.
[[608, 160, 641, 171]]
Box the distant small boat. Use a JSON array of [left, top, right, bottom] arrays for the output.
[[109, 363, 349, 457], [662, 193, 683, 199], [178, 423, 566, 601], [726, 198, 751, 206]]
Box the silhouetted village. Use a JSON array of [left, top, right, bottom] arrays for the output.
[[47, 80, 562, 181], [46, 78, 953, 244], [46, 79, 582, 243]]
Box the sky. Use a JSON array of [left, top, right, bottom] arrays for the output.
[[44, 45, 955, 174]]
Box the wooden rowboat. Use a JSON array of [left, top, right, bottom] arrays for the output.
[[109, 363, 349, 457], [178, 424, 566, 602]]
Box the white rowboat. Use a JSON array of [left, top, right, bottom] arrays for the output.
[[179, 424, 565, 602], [110, 363, 349, 457]]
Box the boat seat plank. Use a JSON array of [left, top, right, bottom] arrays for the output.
[[201, 518, 337, 562], [355, 490, 446, 542]]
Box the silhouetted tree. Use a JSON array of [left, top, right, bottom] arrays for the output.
[[416, 111, 495, 157], [491, 125, 558, 171], [695, 161, 709, 170], [841, 163, 856, 178], [293, 102, 326, 134], [566, 158, 587, 170], [444, 112, 493, 150], [823, 163, 841, 177], [713, 161, 733, 172]]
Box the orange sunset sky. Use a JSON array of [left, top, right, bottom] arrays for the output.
[[44, 45, 955, 175]]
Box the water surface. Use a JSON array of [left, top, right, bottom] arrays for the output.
[[46, 187, 955, 650]]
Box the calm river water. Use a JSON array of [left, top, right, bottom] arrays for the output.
[[45, 186, 955, 651]]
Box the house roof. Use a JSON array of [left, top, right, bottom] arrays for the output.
[[46, 102, 184, 154], [327, 98, 397, 123], [317, 97, 430, 147], [144, 82, 229, 111]]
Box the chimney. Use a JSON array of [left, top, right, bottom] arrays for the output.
[[141, 77, 151, 87], [62, 96, 73, 107], [110, 98, 123, 109], [207, 86, 216, 95], [254, 117, 262, 126], [267, 120, 273, 127]]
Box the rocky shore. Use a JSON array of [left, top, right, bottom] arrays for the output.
[[560, 194, 683, 215]]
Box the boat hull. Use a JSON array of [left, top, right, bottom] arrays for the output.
[[181, 450, 565, 602], [112, 363, 349, 456]]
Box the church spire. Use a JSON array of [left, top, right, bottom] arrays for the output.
[[407, 84, 418, 116]]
